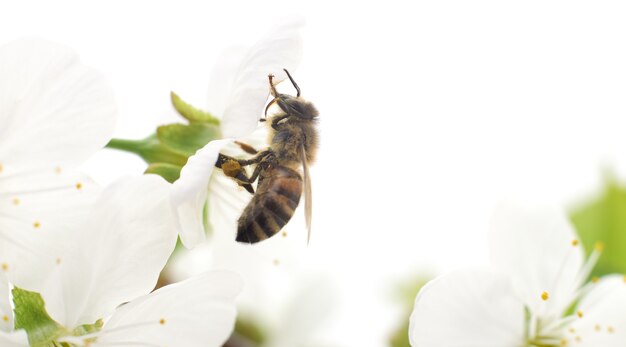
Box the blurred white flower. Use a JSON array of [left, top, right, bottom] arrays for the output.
[[0, 38, 115, 289], [171, 18, 305, 248], [409, 202, 626, 347], [26, 176, 241, 347]]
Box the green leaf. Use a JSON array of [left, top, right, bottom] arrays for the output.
[[571, 176, 626, 277], [13, 287, 65, 347], [171, 91, 220, 124], [145, 163, 182, 183], [157, 122, 221, 156], [106, 134, 188, 166]]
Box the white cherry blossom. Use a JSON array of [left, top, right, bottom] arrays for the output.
[[410, 202, 626, 347], [0, 38, 115, 290]]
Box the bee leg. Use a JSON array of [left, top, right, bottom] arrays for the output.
[[236, 150, 272, 166], [234, 141, 259, 154], [268, 74, 278, 97], [271, 114, 289, 130]]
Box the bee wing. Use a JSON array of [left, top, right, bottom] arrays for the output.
[[300, 145, 312, 244]]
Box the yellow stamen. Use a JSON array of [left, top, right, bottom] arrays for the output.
[[560, 338, 568, 346], [12, 198, 19, 206], [577, 310, 584, 318], [55, 257, 61, 265], [571, 239, 579, 246], [591, 276, 599, 283], [75, 182, 82, 190], [2, 315, 8, 322], [273, 259, 280, 266], [595, 324, 601, 331], [159, 318, 166, 325], [33, 221, 41, 229], [541, 291, 550, 301], [282, 231, 288, 237], [55, 166, 62, 174], [595, 242, 605, 252], [608, 326, 615, 333], [1, 264, 8, 272]]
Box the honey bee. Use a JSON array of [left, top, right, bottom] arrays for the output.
[[215, 69, 318, 243]]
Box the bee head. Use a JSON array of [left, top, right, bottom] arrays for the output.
[[264, 69, 317, 120]]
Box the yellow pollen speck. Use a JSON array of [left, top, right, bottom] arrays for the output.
[[75, 182, 83, 190], [623, 275, 626, 283], [1, 264, 8, 272], [2, 315, 8, 322], [560, 338, 568, 346], [541, 291, 550, 301], [595, 324, 601, 331], [33, 221, 40, 229], [608, 326, 615, 333], [592, 276, 599, 283], [12, 198, 19, 206], [571, 239, 579, 246], [282, 231, 288, 237], [159, 318, 166, 325], [577, 311, 584, 318], [568, 328, 576, 334], [595, 242, 605, 252]]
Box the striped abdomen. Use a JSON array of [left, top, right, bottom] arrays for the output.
[[236, 166, 302, 243]]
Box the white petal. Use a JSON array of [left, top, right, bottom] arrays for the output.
[[40, 175, 177, 328], [0, 273, 12, 332], [206, 46, 248, 117], [409, 269, 525, 347], [0, 330, 28, 346], [0, 38, 116, 171], [171, 139, 232, 248], [94, 271, 242, 347], [0, 170, 99, 292], [568, 275, 626, 346], [220, 17, 305, 138], [489, 201, 584, 315]]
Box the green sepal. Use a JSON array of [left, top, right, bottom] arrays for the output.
[[234, 317, 266, 345], [12, 287, 65, 347], [107, 134, 188, 166], [157, 122, 221, 156], [171, 91, 220, 125], [388, 276, 432, 347], [571, 175, 626, 277], [145, 163, 183, 183], [72, 319, 103, 336]]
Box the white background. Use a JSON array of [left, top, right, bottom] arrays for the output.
[[2, 1, 626, 346]]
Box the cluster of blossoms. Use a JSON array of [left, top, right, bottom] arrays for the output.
[[409, 202, 626, 347], [0, 18, 305, 347]]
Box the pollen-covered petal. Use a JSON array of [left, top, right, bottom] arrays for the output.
[[409, 269, 524, 347], [567, 275, 626, 346], [39, 175, 177, 328], [0, 330, 28, 346], [0, 38, 116, 171], [489, 201, 584, 314], [171, 139, 231, 248], [220, 17, 305, 138], [93, 271, 242, 347]]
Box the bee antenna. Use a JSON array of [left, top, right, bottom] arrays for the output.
[[283, 68, 301, 97], [264, 97, 279, 116]]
